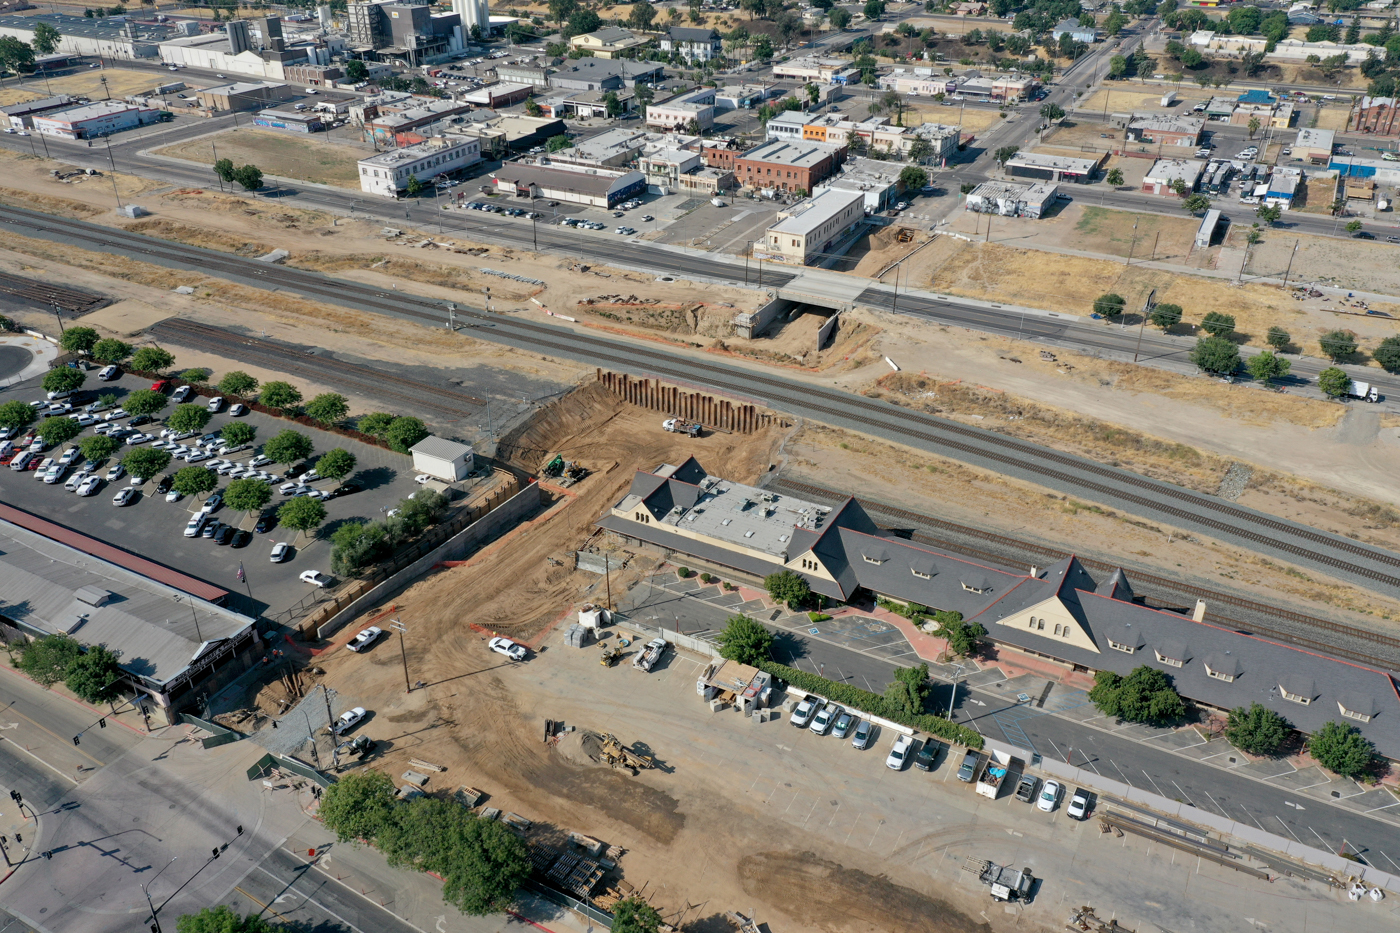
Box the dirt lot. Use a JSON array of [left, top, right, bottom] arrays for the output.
[[154, 128, 374, 189], [0, 67, 189, 107]]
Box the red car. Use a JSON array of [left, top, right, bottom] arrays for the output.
[[24, 457, 42, 471], [150, 379, 170, 393]]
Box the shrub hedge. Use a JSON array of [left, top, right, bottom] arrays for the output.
[[758, 660, 983, 749]]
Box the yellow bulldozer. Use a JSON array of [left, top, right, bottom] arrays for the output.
[[597, 733, 655, 774]]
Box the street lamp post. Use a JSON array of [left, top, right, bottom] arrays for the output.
[[142, 856, 178, 933]]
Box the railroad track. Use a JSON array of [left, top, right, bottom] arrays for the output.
[[767, 477, 1400, 668], [7, 206, 1400, 594], [0, 270, 105, 314], [148, 319, 484, 419]]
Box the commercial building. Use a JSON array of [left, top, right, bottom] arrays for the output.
[[460, 81, 532, 108], [599, 459, 1400, 763], [1124, 112, 1204, 149], [953, 73, 1039, 102], [363, 98, 475, 144], [659, 25, 723, 62], [569, 25, 649, 58], [536, 87, 636, 119], [734, 138, 846, 193], [0, 12, 174, 59], [0, 505, 260, 726], [359, 134, 482, 196], [646, 87, 716, 132], [554, 127, 648, 167], [757, 187, 866, 264], [284, 63, 344, 87], [716, 85, 780, 110], [1295, 127, 1336, 164], [547, 59, 664, 92], [1142, 158, 1206, 195], [410, 436, 475, 481], [638, 147, 702, 188], [1349, 95, 1400, 136], [675, 167, 734, 196], [1004, 151, 1100, 184], [772, 55, 857, 84], [490, 161, 645, 207], [450, 111, 566, 157], [965, 180, 1059, 218], [346, 0, 466, 64], [496, 63, 554, 89], [1265, 168, 1301, 208], [814, 157, 902, 212], [195, 81, 296, 112], [1, 95, 79, 130], [33, 100, 162, 139], [253, 108, 324, 132]]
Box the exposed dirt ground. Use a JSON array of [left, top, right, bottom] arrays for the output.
[[153, 128, 376, 189], [0, 67, 182, 106]]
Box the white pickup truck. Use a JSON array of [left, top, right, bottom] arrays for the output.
[[632, 637, 668, 672]]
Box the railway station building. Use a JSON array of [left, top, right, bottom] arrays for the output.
[[598, 458, 1400, 761]]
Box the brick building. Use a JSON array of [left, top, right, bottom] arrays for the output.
[[1350, 96, 1400, 136], [731, 139, 846, 194]]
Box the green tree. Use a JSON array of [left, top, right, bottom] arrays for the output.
[[1225, 702, 1291, 756], [359, 412, 396, 437], [716, 614, 774, 665], [31, 22, 62, 55], [130, 346, 175, 373], [863, 0, 885, 18], [15, 634, 83, 687], [933, 611, 985, 657], [884, 662, 931, 716], [1190, 335, 1240, 375], [232, 164, 263, 191], [898, 165, 928, 190], [1317, 366, 1352, 398], [629, 0, 656, 29], [1265, 326, 1290, 352], [1256, 203, 1282, 225], [1093, 293, 1126, 319], [172, 465, 218, 497], [1108, 54, 1127, 78], [384, 416, 429, 453], [1345, 219, 1364, 235], [546, 134, 572, 152], [121, 446, 171, 481], [36, 416, 81, 447], [829, 7, 851, 27], [612, 897, 664, 933], [305, 393, 349, 426], [58, 326, 100, 354], [1246, 114, 1261, 139], [65, 644, 123, 704], [1149, 302, 1182, 330], [547, 0, 577, 27], [278, 496, 327, 535], [331, 520, 390, 576], [220, 422, 256, 447], [176, 906, 279, 933], [318, 770, 398, 844], [764, 570, 810, 608], [0, 37, 36, 76], [565, 7, 600, 35], [42, 367, 86, 396], [179, 367, 210, 386], [259, 380, 303, 413], [264, 429, 314, 465], [91, 338, 132, 363], [167, 403, 211, 434], [1245, 350, 1290, 386], [124, 388, 169, 417], [1105, 167, 1125, 186], [78, 434, 119, 463], [218, 371, 259, 397], [405, 174, 425, 196], [438, 809, 531, 914], [1308, 720, 1377, 779], [0, 400, 33, 432], [1039, 102, 1066, 123], [1199, 311, 1235, 338], [345, 60, 369, 82], [1088, 665, 1184, 724], [315, 448, 356, 482], [1319, 329, 1358, 361], [993, 145, 1019, 165], [1181, 193, 1212, 214], [224, 477, 272, 514], [214, 158, 236, 183], [1372, 335, 1400, 373]]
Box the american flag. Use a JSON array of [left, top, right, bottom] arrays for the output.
[[237, 562, 245, 582]]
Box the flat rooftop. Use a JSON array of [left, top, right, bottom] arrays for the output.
[[1005, 152, 1100, 172], [770, 188, 864, 237], [740, 138, 841, 168]]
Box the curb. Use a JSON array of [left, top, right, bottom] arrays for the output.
[[0, 662, 148, 737]]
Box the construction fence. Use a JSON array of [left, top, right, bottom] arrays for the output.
[[596, 370, 786, 435]]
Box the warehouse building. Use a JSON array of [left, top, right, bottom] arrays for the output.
[[547, 59, 664, 92], [410, 436, 475, 481], [2, 95, 79, 130], [460, 81, 532, 108], [965, 180, 1059, 218], [359, 134, 482, 196], [1142, 158, 1206, 195], [1124, 113, 1204, 149], [33, 100, 163, 139], [1003, 151, 1100, 184], [195, 81, 296, 112], [598, 459, 1400, 763], [757, 187, 866, 264], [253, 108, 323, 132], [0, 12, 173, 59], [490, 161, 645, 207]]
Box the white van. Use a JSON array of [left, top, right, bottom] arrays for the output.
[[9, 452, 33, 471]]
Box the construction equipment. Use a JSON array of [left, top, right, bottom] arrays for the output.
[[600, 643, 623, 666], [964, 856, 1034, 902], [662, 417, 701, 437], [896, 227, 914, 243], [542, 454, 565, 477], [540, 453, 589, 487], [1067, 905, 1134, 932], [597, 732, 655, 774]]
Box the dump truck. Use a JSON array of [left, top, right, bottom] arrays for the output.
[[662, 417, 701, 437], [1344, 379, 1380, 402], [632, 637, 668, 672], [964, 857, 1034, 902], [977, 749, 1017, 799]]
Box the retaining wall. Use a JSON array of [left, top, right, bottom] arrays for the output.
[[315, 482, 543, 639], [595, 370, 784, 434], [575, 551, 625, 575], [733, 297, 788, 339]]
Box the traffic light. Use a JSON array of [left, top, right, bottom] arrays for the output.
[[8, 790, 19, 804], [72, 736, 80, 746], [41, 851, 51, 860], [211, 848, 219, 859], [14, 834, 21, 844], [236, 825, 243, 836], [98, 719, 106, 729]]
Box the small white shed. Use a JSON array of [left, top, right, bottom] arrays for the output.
[[410, 435, 474, 481]]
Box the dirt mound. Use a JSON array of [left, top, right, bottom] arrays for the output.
[[737, 851, 993, 933]]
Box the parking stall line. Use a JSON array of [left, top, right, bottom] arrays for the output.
[[1141, 770, 1168, 798], [1275, 816, 1301, 843], [1109, 760, 1135, 788], [1202, 790, 1228, 817], [1170, 781, 1195, 807], [867, 821, 883, 848], [887, 828, 906, 856], [1240, 805, 1267, 832], [1364, 799, 1400, 813], [801, 797, 821, 827], [1377, 850, 1400, 873], [1308, 825, 1331, 850], [827, 800, 843, 827], [784, 792, 802, 814]]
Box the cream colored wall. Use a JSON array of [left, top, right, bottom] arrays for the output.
[[997, 595, 1102, 655], [784, 549, 838, 584]]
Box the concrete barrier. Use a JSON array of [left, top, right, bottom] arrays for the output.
[[315, 483, 543, 639]]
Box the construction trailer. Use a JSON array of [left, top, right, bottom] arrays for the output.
[[697, 659, 774, 712]]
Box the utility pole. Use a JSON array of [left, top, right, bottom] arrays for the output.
[[391, 618, 411, 692], [1280, 238, 1300, 289], [320, 684, 339, 771], [1133, 287, 1155, 363]]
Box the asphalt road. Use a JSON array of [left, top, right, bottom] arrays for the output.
[[620, 575, 1400, 870]]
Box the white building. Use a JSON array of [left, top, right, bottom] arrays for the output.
[[491, 162, 646, 208], [33, 101, 162, 140], [772, 55, 857, 84], [965, 180, 1059, 218], [358, 135, 482, 197], [758, 188, 866, 265], [410, 436, 474, 481], [646, 87, 717, 133], [1142, 158, 1207, 195], [814, 157, 900, 212]]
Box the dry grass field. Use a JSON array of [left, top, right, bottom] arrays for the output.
[[154, 129, 372, 189]]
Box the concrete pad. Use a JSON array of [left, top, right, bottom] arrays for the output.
[[1265, 765, 1335, 793], [1148, 728, 1211, 752]]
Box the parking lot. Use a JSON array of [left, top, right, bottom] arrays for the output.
[[0, 370, 425, 619]]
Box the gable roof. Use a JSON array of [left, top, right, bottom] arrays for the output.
[[668, 25, 721, 41]]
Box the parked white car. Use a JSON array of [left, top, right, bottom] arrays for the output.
[[489, 636, 527, 661], [299, 570, 330, 587]]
